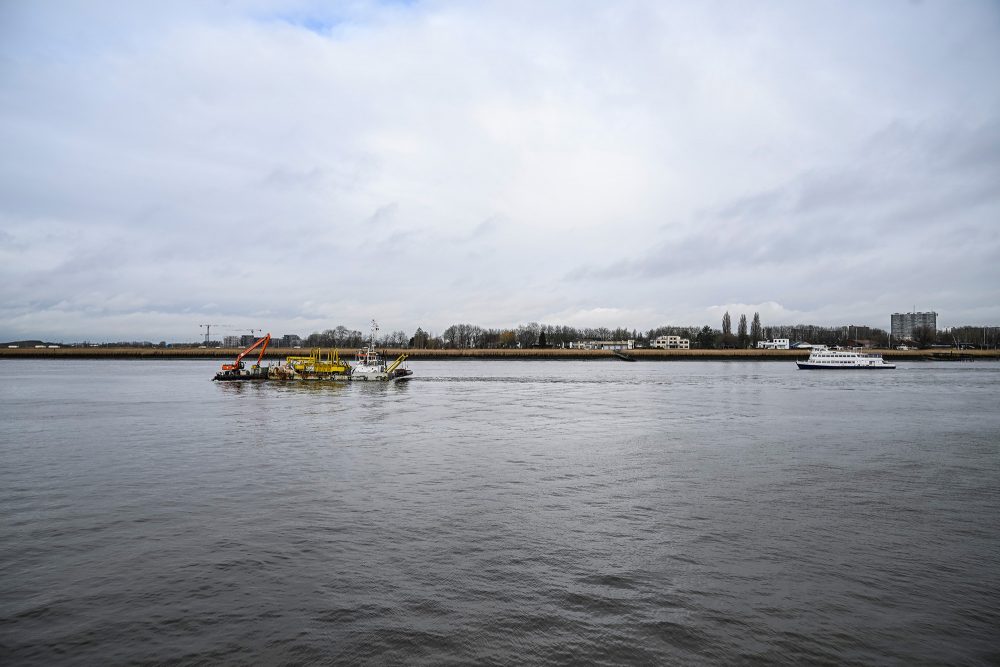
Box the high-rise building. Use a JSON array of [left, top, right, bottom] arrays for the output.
[[891, 311, 937, 340]]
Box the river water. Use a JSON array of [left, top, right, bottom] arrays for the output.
[[1, 359, 998, 665]]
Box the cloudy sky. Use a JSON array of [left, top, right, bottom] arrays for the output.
[[1, 1, 998, 342]]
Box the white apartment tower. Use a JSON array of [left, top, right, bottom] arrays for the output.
[[891, 311, 937, 340]]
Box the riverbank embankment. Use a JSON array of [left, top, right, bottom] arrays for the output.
[[2, 347, 996, 361]]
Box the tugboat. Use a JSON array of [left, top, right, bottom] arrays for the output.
[[213, 334, 272, 381], [351, 320, 413, 382]]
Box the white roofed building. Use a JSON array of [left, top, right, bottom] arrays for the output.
[[651, 335, 690, 350]]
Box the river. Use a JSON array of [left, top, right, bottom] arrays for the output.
[[1, 359, 998, 664]]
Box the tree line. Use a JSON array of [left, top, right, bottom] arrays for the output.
[[297, 313, 927, 350], [35, 321, 998, 349], [303, 326, 408, 349], [285, 313, 998, 351]]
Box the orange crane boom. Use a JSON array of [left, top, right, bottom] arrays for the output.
[[221, 333, 271, 371]]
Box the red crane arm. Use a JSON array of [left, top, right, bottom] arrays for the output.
[[254, 334, 271, 366], [221, 333, 271, 371]]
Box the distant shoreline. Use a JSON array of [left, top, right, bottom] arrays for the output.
[[1, 347, 996, 361]]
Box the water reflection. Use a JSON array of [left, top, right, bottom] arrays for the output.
[[268, 380, 352, 396]]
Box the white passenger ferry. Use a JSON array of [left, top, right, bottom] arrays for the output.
[[796, 347, 896, 370]]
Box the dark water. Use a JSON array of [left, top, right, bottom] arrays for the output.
[[1, 359, 998, 665]]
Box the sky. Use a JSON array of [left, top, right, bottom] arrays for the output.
[[1, 0, 998, 342]]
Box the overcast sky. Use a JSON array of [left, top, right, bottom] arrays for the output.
[[1, 1, 998, 342]]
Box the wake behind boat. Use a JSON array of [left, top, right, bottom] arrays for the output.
[[796, 347, 896, 370]]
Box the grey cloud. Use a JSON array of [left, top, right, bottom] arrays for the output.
[[577, 119, 1000, 287], [261, 166, 328, 190], [2, 2, 999, 340], [464, 215, 504, 242], [365, 203, 399, 228]]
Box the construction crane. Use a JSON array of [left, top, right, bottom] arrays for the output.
[[199, 324, 225, 345], [221, 333, 271, 372]]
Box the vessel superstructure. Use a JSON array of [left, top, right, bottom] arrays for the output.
[[796, 347, 896, 370], [351, 320, 413, 382]]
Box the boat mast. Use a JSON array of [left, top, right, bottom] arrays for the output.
[[365, 319, 379, 363]]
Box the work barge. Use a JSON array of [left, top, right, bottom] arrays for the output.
[[212, 321, 413, 383]]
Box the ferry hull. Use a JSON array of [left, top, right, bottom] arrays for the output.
[[796, 362, 896, 370]]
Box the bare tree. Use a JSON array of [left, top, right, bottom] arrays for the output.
[[913, 324, 937, 348], [516, 323, 541, 349]]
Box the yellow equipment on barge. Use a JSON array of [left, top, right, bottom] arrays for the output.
[[270, 348, 352, 381]]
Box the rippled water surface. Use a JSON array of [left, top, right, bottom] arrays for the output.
[[2, 359, 999, 664]]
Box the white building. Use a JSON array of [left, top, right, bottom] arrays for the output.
[[756, 338, 790, 350], [572, 340, 635, 351], [223, 335, 241, 348], [651, 335, 690, 350]]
